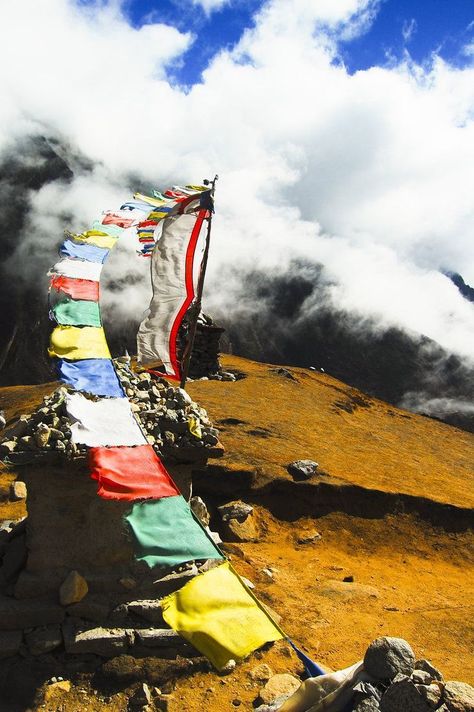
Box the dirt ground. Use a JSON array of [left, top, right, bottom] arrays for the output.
[[0, 355, 473, 710]]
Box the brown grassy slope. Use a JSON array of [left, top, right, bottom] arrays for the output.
[[188, 355, 474, 510]]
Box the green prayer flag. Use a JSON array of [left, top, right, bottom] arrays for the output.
[[125, 496, 223, 568], [52, 298, 102, 327]]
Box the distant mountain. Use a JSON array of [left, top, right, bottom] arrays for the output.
[[446, 271, 474, 303]]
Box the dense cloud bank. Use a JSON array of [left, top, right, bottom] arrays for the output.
[[0, 0, 473, 426]]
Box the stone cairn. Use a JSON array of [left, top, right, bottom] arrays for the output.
[[0, 360, 227, 661], [0, 359, 222, 464], [178, 312, 236, 382]]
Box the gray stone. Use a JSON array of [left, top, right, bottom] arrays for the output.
[[59, 570, 89, 605], [354, 699, 381, 711], [35, 423, 51, 448], [380, 678, 431, 712], [190, 496, 210, 527], [63, 622, 129, 656], [259, 674, 301, 704], [415, 660, 443, 682], [0, 596, 64, 630], [66, 597, 110, 624], [443, 681, 474, 712], [25, 625, 62, 655], [416, 683, 443, 709], [125, 600, 165, 626], [129, 682, 153, 709], [297, 531, 322, 544], [287, 460, 319, 481], [218, 500, 253, 521], [134, 629, 183, 648], [9, 481, 27, 501], [364, 637, 416, 680], [254, 696, 290, 712], [0, 630, 22, 658], [0, 440, 17, 454], [412, 670, 434, 685]]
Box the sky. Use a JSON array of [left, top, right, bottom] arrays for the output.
[[0, 0, 473, 368]]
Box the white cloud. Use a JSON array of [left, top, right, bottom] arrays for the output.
[[1, 0, 474, 363], [402, 18, 417, 43]]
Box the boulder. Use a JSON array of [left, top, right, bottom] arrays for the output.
[[415, 660, 443, 682], [59, 570, 88, 606], [354, 699, 381, 711], [250, 663, 273, 682], [259, 674, 301, 704], [380, 678, 431, 712], [443, 681, 474, 712], [218, 501, 253, 521], [416, 683, 443, 709], [364, 637, 416, 680], [287, 460, 319, 481], [218, 500, 259, 542]]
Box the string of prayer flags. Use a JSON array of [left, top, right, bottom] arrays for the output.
[[48, 325, 110, 360], [161, 561, 283, 670], [89, 445, 180, 501], [125, 496, 223, 567], [66, 393, 145, 447], [55, 359, 124, 398]]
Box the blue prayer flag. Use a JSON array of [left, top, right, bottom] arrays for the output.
[[59, 239, 109, 264], [56, 358, 125, 398]]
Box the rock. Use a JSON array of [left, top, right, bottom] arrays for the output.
[[125, 600, 165, 626], [443, 681, 474, 712], [225, 514, 260, 543], [0, 630, 22, 658], [416, 683, 443, 709], [365, 637, 416, 680], [134, 629, 184, 648], [0, 440, 17, 454], [254, 697, 290, 712], [318, 580, 379, 601], [0, 596, 64, 630], [412, 670, 433, 685], [49, 428, 65, 440], [35, 423, 51, 447], [343, 575, 355, 582], [380, 678, 431, 712], [66, 597, 110, 624], [415, 660, 443, 682], [354, 699, 381, 711], [250, 663, 273, 682], [221, 659, 237, 674], [218, 500, 253, 521], [25, 624, 62, 655], [190, 496, 210, 527], [129, 682, 153, 709], [59, 570, 88, 606], [63, 623, 129, 656], [287, 460, 319, 481], [297, 531, 321, 544], [259, 674, 301, 704], [9, 481, 27, 501], [240, 576, 255, 589], [19, 435, 37, 450], [119, 576, 137, 590], [43, 680, 71, 702]]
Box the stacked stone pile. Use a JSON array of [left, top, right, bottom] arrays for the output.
[[0, 360, 222, 463]]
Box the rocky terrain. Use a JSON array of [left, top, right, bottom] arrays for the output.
[[0, 354, 472, 711]]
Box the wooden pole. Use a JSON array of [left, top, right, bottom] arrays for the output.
[[180, 175, 218, 389]]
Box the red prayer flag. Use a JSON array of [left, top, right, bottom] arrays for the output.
[[50, 275, 99, 301], [89, 444, 180, 501], [102, 213, 136, 228]]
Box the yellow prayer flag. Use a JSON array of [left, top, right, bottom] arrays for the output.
[[161, 561, 283, 670], [48, 326, 111, 360], [148, 211, 169, 220], [188, 416, 202, 439], [74, 231, 118, 249], [134, 192, 167, 207]]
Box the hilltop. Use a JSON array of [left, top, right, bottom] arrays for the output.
[[0, 354, 472, 711]]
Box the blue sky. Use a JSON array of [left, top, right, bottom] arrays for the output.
[[121, 0, 474, 85]]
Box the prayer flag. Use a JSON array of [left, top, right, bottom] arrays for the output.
[[90, 221, 123, 237], [102, 211, 138, 229], [55, 358, 124, 398], [136, 210, 207, 379], [59, 238, 109, 264], [52, 298, 101, 327], [90, 445, 180, 501], [125, 495, 222, 567], [48, 325, 110, 360], [66, 392, 145, 447], [50, 258, 102, 282], [50, 275, 99, 301], [73, 231, 118, 249], [161, 561, 283, 670]]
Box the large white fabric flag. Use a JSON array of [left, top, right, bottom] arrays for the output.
[[136, 209, 207, 380], [66, 393, 146, 447]]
